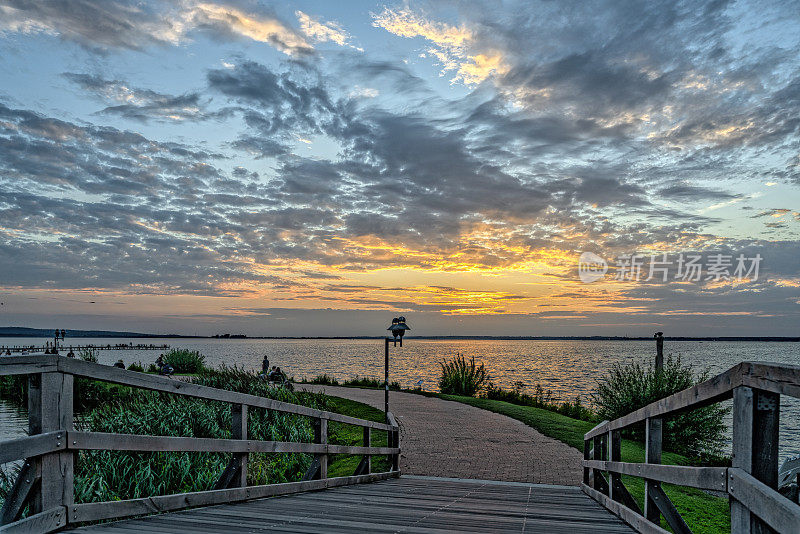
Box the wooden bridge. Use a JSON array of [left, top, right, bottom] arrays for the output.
[[0, 355, 798, 533]]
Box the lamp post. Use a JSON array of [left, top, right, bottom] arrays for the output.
[[385, 317, 410, 419], [53, 328, 65, 353]]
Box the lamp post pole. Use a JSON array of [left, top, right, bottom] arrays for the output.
[[385, 337, 390, 417]]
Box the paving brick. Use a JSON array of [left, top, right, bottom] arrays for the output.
[[300, 385, 583, 485]]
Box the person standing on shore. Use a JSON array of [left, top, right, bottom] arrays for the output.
[[262, 355, 270, 375]]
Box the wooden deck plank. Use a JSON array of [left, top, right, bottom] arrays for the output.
[[68, 477, 634, 533]]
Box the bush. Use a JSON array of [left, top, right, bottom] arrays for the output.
[[592, 356, 728, 458], [127, 362, 144, 372], [163, 349, 205, 373], [342, 376, 401, 390], [308, 374, 339, 386], [438, 354, 488, 396], [78, 348, 99, 363], [484, 381, 594, 421]]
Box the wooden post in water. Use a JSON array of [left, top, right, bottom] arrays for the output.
[[654, 332, 664, 371]]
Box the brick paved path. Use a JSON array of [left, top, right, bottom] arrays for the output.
[[300, 385, 582, 485]]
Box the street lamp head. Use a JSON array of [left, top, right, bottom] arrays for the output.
[[387, 317, 411, 339]]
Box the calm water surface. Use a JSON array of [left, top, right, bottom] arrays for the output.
[[1, 338, 798, 462]]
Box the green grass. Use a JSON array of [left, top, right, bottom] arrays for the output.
[[325, 396, 391, 477], [440, 395, 730, 534]]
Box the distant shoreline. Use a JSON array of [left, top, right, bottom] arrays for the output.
[[0, 328, 797, 342]]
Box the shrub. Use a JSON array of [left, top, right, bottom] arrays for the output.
[[127, 362, 145, 372], [484, 382, 594, 421], [78, 348, 99, 363], [592, 355, 728, 458], [308, 374, 339, 386], [342, 376, 401, 390], [163, 349, 205, 374], [438, 354, 488, 396]]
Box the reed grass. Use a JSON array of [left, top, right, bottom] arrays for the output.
[[438, 354, 488, 396], [163, 348, 206, 373]]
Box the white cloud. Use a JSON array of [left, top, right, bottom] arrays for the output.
[[185, 3, 311, 56], [371, 7, 505, 85], [296, 10, 352, 47]]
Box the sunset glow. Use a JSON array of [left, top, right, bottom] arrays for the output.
[[0, 0, 798, 336]]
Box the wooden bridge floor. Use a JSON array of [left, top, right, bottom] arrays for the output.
[[69, 476, 633, 533]]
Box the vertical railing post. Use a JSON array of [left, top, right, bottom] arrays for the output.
[[27, 373, 43, 514], [231, 404, 248, 488], [363, 426, 371, 474], [609, 430, 621, 502], [391, 426, 399, 472], [732, 386, 753, 534], [583, 438, 591, 486], [645, 416, 662, 525], [731, 386, 779, 534], [593, 434, 607, 494], [386, 412, 399, 472], [28, 370, 73, 515], [318, 418, 328, 480]]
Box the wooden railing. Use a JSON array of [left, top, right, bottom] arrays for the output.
[[0, 355, 400, 533], [582, 361, 800, 534]]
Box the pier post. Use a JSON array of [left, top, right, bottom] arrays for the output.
[[655, 332, 664, 371]]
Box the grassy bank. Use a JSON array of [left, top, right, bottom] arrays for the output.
[[326, 396, 390, 477], [442, 395, 730, 534]]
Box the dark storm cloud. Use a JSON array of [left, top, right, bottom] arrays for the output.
[[657, 183, 740, 200]]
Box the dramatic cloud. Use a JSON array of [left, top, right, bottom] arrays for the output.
[[1, 0, 799, 334], [296, 10, 355, 49], [186, 3, 312, 56], [372, 6, 507, 85], [0, 0, 312, 55], [63, 73, 223, 122]]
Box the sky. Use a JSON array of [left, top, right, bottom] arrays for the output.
[[0, 0, 799, 337]]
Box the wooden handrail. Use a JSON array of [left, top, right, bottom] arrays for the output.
[[0, 432, 66, 465], [584, 361, 800, 440], [582, 360, 799, 534], [0, 355, 395, 431], [0, 354, 400, 532]]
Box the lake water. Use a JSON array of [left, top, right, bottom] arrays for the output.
[[1, 337, 798, 463]]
